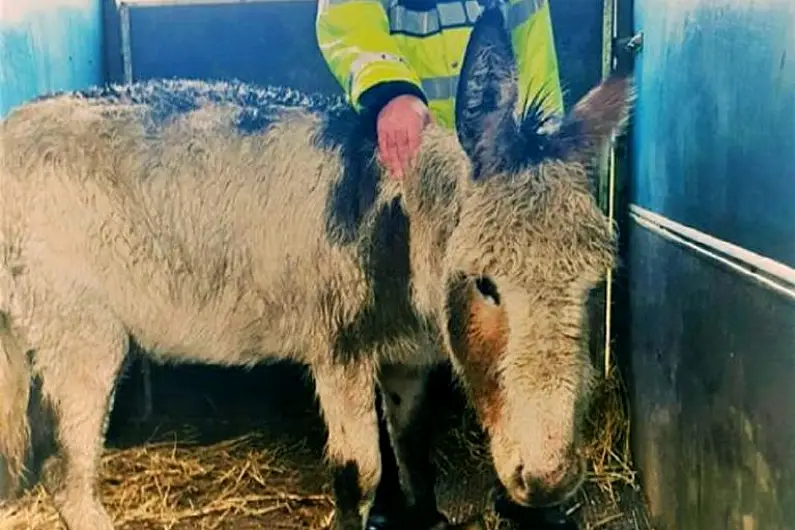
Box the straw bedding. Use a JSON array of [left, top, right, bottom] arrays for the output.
[[0, 366, 654, 530]]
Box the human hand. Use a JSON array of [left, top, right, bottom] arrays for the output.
[[376, 94, 432, 180]]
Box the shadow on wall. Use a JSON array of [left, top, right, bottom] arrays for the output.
[[0, 0, 104, 118]]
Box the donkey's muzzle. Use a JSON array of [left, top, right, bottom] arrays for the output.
[[506, 454, 586, 508]]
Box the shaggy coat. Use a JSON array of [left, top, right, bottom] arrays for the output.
[[0, 6, 632, 530]]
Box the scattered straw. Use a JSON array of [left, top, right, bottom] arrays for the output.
[[0, 369, 652, 530], [0, 433, 333, 530], [583, 366, 639, 497], [576, 367, 653, 530]]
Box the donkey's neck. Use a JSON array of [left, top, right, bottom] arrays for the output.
[[382, 127, 467, 319]]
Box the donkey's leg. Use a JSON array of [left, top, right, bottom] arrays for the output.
[[365, 391, 407, 530], [370, 363, 447, 530], [32, 303, 128, 530], [313, 360, 381, 530]]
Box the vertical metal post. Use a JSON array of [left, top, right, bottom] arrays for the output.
[[597, 0, 618, 376], [119, 1, 153, 424], [119, 2, 134, 86]]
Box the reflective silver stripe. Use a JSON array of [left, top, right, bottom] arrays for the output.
[[389, 5, 440, 35], [463, 0, 481, 22], [421, 75, 459, 100], [437, 1, 470, 26], [389, 0, 481, 36], [388, 0, 542, 36]]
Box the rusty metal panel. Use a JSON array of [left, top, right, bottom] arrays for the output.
[[628, 0, 795, 529]]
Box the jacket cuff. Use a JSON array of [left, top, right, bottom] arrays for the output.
[[357, 80, 428, 118]]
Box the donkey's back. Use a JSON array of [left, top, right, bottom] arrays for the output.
[[0, 79, 376, 365]]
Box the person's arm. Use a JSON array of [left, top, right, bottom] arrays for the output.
[[510, 0, 565, 124], [315, 0, 428, 117]]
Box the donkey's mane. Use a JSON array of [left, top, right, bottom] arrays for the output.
[[35, 78, 356, 135]]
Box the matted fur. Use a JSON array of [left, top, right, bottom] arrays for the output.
[[0, 6, 633, 530]]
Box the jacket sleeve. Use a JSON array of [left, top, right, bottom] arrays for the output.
[[315, 0, 428, 116], [510, 0, 565, 124]]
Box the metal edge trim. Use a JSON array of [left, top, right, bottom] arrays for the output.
[[598, 0, 620, 375], [629, 204, 795, 302], [119, 4, 133, 84]]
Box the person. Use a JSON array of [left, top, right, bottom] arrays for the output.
[[315, 0, 566, 180]]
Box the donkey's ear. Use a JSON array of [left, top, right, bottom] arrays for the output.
[[454, 5, 518, 180], [552, 75, 635, 163]]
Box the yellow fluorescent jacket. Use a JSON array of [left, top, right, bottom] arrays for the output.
[[315, 0, 565, 129]]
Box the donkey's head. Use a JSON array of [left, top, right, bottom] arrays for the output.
[[431, 5, 633, 508]]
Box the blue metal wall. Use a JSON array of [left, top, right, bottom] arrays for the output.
[[0, 0, 104, 118], [105, 0, 605, 107], [628, 1, 795, 529], [633, 0, 795, 266]]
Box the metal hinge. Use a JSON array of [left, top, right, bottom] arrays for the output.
[[615, 31, 644, 55]]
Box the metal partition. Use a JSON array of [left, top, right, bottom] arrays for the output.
[[627, 1, 795, 529]]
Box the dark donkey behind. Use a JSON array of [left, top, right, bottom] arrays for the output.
[[0, 6, 632, 530]]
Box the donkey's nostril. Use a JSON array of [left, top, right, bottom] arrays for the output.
[[507, 460, 585, 508], [509, 465, 530, 502]]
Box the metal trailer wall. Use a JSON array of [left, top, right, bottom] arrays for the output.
[[627, 1, 795, 529], [100, 0, 611, 424], [0, 0, 105, 118], [104, 0, 605, 108]]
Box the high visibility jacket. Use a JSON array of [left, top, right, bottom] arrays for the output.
[[315, 0, 564, 130]]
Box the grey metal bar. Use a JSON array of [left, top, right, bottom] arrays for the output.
[[119, 3, 133, 84]]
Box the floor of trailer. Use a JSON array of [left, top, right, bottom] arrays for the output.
[[0, 362, 655, 530], [104, 418, 654, 530]]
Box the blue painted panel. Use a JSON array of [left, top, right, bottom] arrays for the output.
[[124, 1, 342, 95], [627, 225, 795, 530], [0, 0, 104, 118], [632, 0, 795, 266], [628, 1, 795, 528]]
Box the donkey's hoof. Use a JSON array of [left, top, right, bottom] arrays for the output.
[[365, 507, 449, 530], [498, 507, 579, 530]]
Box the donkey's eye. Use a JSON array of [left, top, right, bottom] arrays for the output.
[[474, 276, 500, 306]]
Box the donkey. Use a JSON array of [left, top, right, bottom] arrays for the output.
[[0, 5, 632, 530]]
